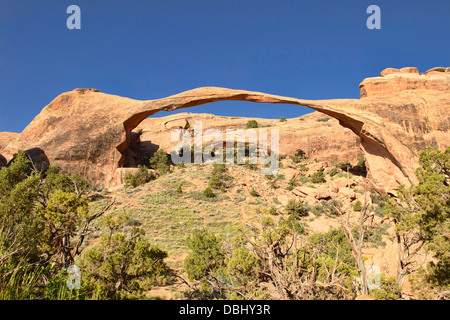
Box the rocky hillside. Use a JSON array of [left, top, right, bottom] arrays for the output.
[[91, 156, 420, 299]]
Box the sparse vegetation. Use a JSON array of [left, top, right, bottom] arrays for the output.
[[1, 146, 447, 300], [290, 149, 308, 163]]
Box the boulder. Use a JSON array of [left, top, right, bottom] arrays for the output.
[[338, 187, 357, 200], [6, 148, 50, 173], [0, 153, 6, 169]]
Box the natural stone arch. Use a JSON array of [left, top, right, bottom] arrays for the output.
[[3, 68, 447, 194], [114, 87, 412, 194]]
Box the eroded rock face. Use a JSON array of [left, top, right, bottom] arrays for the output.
[[2, 69, 449, 194]]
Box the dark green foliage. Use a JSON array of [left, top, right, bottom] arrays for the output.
[[386, 147, 449, 296], [311, 171, 325, 183], [370, 275, 402, 300], [284, 199, 308, 218], [245, 120, 258, 129], [208, 174, 222, 189], [79, 227, 170, 299], [0, 151, 43, 265], [290, 149, 307, 163], [208, 163, 231, 190], [148, 149, 171, 174], [279, 117, 287, 122], [327, 167, 338, 177], [184, 228, 225, 281], [337, 161, 352, 171], [357, 155, 366, 168], [249, 189, 259, 197], [124, 165, 156, 188], [203, 187, 216, 198], [183, 222, 358, 299], [0, 151, 102, 299], [353, 200, 362, 212]]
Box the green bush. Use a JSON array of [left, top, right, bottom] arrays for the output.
[[285, 200, 308, 218], [327, 167, 338, 177], [208, 174, 222, 189], [245, 120, 258, 129], [290, 149, 307, 163], [124, 165, 156, 188], [337, 162, 352, 171], [148, 149, 171, 174], [370, 275, 402, 300], [203, 187, 216, 198], [279, 117, 287, 122], [353, 200, 362, 212], [311, 171, 325, 183], [79, 228, 170, 299], [184, 228, 225, 281], [250, 189, 259, 197], [357, 155, 366, 167]]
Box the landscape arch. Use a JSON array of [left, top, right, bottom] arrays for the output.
[[114, 86, 413, 194]]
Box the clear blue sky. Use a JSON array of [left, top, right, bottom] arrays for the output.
[[0, 0, 448, 133]]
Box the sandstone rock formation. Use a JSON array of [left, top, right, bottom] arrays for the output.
[[1, 68, 448, 193], [0, 132, 18, 153]]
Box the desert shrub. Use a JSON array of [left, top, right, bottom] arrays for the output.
[[203, 187, 216, 198], [208, 174, 222, 189], [317, 117, 330, 122], [249, 189, 259, 197], [311, 171, 325, 183], [245, 120, 258, 129], [124, 165, 155, 188], [279, 117, 287, 122], [357, 155, 366, 168], [385, 146, 449, 292], [148, 149, 171, 174], [327, 167, 338, 177], [183, 223, 358, 300], [79, 227, 170, 299], [289, 149, 307, 163], [353, 200, 362, 212], [370, 275, 402, 300], [284, 199, 308, 218], [337, 161, 352, 171], [184, 228, 225, 282]]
